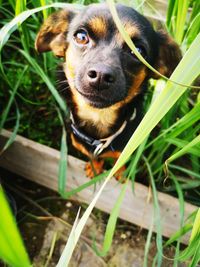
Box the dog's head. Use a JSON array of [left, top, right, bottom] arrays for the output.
[[35, 4, 181, 109]]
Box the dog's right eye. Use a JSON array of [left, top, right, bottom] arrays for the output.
[[73, 30, 89, 45]]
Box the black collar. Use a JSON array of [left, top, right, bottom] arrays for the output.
[[70, 108, 136, 156]]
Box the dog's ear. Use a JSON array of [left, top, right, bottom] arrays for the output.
[[35, 9, 75, 57], [151, 30, 182, 78]]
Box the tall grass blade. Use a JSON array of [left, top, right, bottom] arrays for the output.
[[190, 1, 200, 23], [39, 0, 48, 19], [7, 0, 15, 10], [0, 62, 25, 153], [44, 231, 57, 267], [15, 0, 26, 15], [189, 208, 200, 244], [143, 220, 154, 267], [175, 0, 189, 44], [165, 223, 193, 247], [146, 102, 200, 148], [166, 134, 200, 164], [56, 208, 81, 267], [166, 0, 177, 31], [58, 125, 68, 197], [0, 104, 20, 155], [0, 3, 83, 51], [144, 157, 162, 267], [169, 165, 200, 180], [0, 66, 27, 130], [178, 234, 200, 262], [170, 209, 200, 265], [19, 49, 67, 114], [188, 241, 200, 267], [94, 180, 129, 256], [0, 186, 31, 267], [167, 137, 200, 156], [169, 173, 184, 266], [62, 171, 109, 199], [128, 138, 148, 190], [185, 13, 200, 47]]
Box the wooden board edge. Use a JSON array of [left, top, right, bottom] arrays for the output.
[[0, 129, 197, 244]]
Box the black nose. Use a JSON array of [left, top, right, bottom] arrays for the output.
[[87, 65, 116, 90]]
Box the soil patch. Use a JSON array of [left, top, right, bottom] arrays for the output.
[[0, 168, 187, 267]]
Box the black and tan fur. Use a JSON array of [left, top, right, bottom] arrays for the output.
[[35, 3, 181, 177]]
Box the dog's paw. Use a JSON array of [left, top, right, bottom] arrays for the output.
[[85, 160, 104, 178], [114, 165, 127, 183]]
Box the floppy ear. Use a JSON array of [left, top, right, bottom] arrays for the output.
[[35, 9, 75, 57], [151, 30, 182, 78]]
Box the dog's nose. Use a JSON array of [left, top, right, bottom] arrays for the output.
[[87, 65, 115, 89]]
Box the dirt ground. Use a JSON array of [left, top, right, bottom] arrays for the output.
[[0, 168, 188, 267]]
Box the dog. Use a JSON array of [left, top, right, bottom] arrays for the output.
[[35, 3, 181, 178]]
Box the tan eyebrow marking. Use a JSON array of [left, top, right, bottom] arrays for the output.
[[88, 16, 107, 37], [115, 21, 140, 45]]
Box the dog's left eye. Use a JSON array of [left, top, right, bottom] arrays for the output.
[[73, 30, 89, 45], [131, 46, 147, 59]]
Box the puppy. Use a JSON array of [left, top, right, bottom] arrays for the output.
[[35, 3, 181, 178]]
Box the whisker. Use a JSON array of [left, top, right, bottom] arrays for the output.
[[56, 69, 65, 73], [124, 69, 137, 77], [56, 79, 68, 85]]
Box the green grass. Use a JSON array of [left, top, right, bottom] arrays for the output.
[[0, 0, 200, 266], [0, 186, 31, 267]]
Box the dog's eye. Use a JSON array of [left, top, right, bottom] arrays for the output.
[[131, 46, 147, 59], [74, 30, 89, 45]]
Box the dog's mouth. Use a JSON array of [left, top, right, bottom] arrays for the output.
[[76, 88, 114, 108]]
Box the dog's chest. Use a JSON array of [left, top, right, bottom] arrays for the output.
[[75, 99, 117, 137], [79, 107, 116, 125]]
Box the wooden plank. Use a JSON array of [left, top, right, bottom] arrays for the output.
[[0, 129, 197, 244]]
